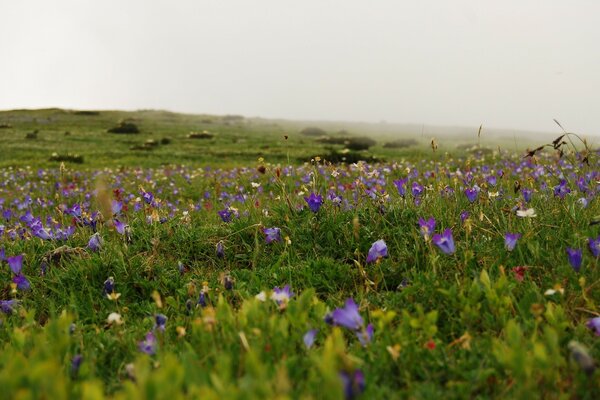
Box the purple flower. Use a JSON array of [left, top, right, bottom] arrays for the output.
[[7, 255, 23, 274], [111, 200, 123, 215], [522, 188, 532, 202], [411, 182, 424, 198], [586, 317, 600, 336], [0, 299, 19, 314], [216, 241, 225, 258], [154, 314, 167, 331], [328, 298, 364, 331], [198, 291, 208, 307], [339, 369, 365, 400], [71, 354, 83, 377], [271, 285, 294, 306], [264, 227, 282, 244], [566, 248, 583, 272], [588, 236, 600, 258], [87, 233, 103, 252], [114, 219, 127, 235], [217, 208, 233, 223], [393, 179, 408, 197], [138, 331, 157, 355], [553, 180, 571, 199], [12, 274, 30, 290], [418, 217, 436, 238], [504, 233, 521, 251], [103, 277, 115, 295], [366, 239, 387, 264], [142, 191, 154, 205], [33, 227, 53, 240], [304, 193, 324, 213], [303, 329, 318, 349], [464, 187, 478, 203], [356, 324, 374, 347], [460, 211, 470, 223], [432, 229, 456, 255]]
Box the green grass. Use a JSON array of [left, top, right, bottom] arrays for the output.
[[0, 109, 598, 399]]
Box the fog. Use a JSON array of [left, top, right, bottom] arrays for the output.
[[1, 0, 599, 135]]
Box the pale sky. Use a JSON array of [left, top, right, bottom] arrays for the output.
[[1, 0, 599, 135]]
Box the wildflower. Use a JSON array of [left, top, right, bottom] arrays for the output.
[[0, 299, 19, 314], [12, 274, 30, 291], [553, 180, 571, 199], [142, 191, 154, 205], [71, 354, 83, 377], [138, 331, 157, 355], [255, 291, 267, 302], [356, 324, 374, 347], [107, 312, 123, 325], [460, 210, 470, 223], [304, 193, 324, 213], [327, 298, 364, 330], [198, 291, 208, 307], [432, 229, 456, 255], [522, 188, 532, 202], [271, 285, 294, 309], [263, 227, 282, 244], [504, 233, 521, 251], [516, 208, 537, 218], [103, 277, 115, 296], [588, 235, 600, 258], [568, 341, 596, 376], [512, 266, 528, 282], [566, 248, 583, 272], [464, 187, 478, 203], [393, 178, 407, 197], [418, 217, 436, 238], [216, 241, 225, 258], [111, 200, 123, 215], [154, 314, 167, 331], [366, 239, 388, 264], [303, 329, 318, 349], [339, 369, 365, 400], [586, 317, 600, 336], [87, 233, 103, 252], [7, 255, 23, 274], [217, 208, 233, 222], [114, 219, 127, 235], [411, 182, 424, 198]]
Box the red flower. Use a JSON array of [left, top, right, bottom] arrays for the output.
[[512, 266, 528, 282]]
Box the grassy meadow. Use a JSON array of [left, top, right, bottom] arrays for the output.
[[0, 109, 599, 399]]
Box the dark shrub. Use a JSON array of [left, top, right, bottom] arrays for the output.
[[383, 138, 418, 149], [188, 131, 214, 139], [300, 127, 327, 137], [345, 137, 377, 151], [49, 152, 84, 163], [160, 137, 171, 145], [108, 122, 139, 134]]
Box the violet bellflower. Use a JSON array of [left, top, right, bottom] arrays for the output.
[[553, 180, 571, 199], [418, 217, 436, 238], [0, 299, 19, 314], [87, 233, 103, 252], [264, 227, 282, 244], [366, 239, 387, 264], [586, 317, 600, 336], [588, 235, 600, 258], [138, 331, 157, 355], [304, 193, 324, 213], [303, 329, 318, 349], [464, 187, 478, 203], [339, 369, 366, 400], [217, 208, 233, 223], [504, 233, 521, 252], [154, 314, 167, 331], [8, 254, 30, 290], [393, 179, 407, 197], [327, 298, 364, 330], [566, 247, 583, 272], [432, 229, 456, 255], [271, 285, 294, 308]]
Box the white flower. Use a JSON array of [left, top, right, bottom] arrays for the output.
[[516, 208, 537, 218], [107, 312, 123, 325], [255, 291, 267, 302]]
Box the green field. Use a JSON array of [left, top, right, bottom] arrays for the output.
[[0, 109, 598, 399]]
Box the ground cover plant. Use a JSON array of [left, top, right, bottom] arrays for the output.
[[0, 111, 599, 399]]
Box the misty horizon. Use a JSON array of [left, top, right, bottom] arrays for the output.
[[1, 0, 599, 136]]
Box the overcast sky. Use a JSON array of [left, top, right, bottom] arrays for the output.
[[1, 0, 599, 135]]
